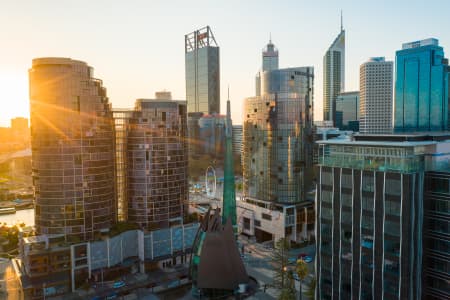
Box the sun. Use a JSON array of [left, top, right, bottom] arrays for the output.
[[0, 70, 29, 127]]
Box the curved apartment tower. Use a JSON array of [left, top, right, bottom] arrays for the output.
[[127, 97, 188, 229], [29, 58, 116, 240]]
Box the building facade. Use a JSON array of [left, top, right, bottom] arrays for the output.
[[359, 57, 393, 134], [198, 114, 226, 158], [14, 224, 199, 299], [185, 26, 220, 115], [232, 125, 243, 155], [316, 133, 450, 300], [323, 26, 345, 125], [256, 39, 279, 96], [113, 109, 133, 221], [240, 64, 315, 242], [336, 91, 359, 131], [422, 170, 450, 299], [29, 57, 116, 240], [394, 38, 450, 132], [126, 97, 188, 229]]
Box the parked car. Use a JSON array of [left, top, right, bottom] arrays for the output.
[[288, 257, 297, 264], [106, 292, 118, 299], [298, 253, 307, 259], [303, 255, 313, 263], [112, 280, 126, 289]]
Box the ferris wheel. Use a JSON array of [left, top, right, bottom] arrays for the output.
[[205, 165, 217, 198]]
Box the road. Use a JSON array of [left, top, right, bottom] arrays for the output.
[[3, 264, 23, 300], [238, 236, 315, 300]]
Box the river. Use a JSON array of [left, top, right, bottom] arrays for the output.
[[0, 208, 34, 226]]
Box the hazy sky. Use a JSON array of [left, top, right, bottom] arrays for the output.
[[1, 0, 450, 126]]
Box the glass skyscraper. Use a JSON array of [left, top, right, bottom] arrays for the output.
[[256, 39, 279, 96], [323, 25, 345, 125], [185, 26, 220, 115], [238, 39, 316, 242], [335, 91, 359, 131], [394, 38, 450, 132]]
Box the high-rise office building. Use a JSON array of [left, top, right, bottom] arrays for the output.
[[335, 91, 359, 131], [394, 38, 450, 132], [323, 21, 345, 124], [126, 95, 188, 229], [262, 38, 279, 72], [238, 44, 315, 242], [185, 26, 220, 115], [256, 39, 279, 97], [198, 114, 226, 158], [360, 57, 393, 134], [29, 57, 116, 240], [316, 133, 450, 300]]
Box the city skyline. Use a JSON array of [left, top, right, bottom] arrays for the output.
[[1, 0, 450, 126]]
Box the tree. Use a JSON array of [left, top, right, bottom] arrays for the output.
[[272, 238, 295, 300], [305, 276, 316, 300], [296, 259, 309, 300], [278, 270, 296, 300]]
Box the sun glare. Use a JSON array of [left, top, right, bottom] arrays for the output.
[[0, 71, 29, 126]]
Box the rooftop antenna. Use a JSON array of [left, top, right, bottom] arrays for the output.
[[340, 10, 343, 31], [269, 32, 272, 43]]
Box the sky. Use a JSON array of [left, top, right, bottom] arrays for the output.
[[1, 0, 450, 126]]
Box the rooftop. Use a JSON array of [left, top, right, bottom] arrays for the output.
[[402, 38, 439, 49]]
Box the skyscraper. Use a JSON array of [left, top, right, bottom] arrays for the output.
[[256, 38, 279, 96], [238, 42, 315, 242], [323, 18, 345, 124], [29, 57, 116, 240], [126, 95, 188, 229], [316, 133, 450, 300], [394, 38, 450, 132], [359, 57, 393, 134], [335, 91, 359, 131], [185, 26, 220, 115]]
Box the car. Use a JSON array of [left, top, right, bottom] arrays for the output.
[[112, 280, 125, 289], [106, 292, 118, 299], [288, 257, 297, 264], [303, 255, 313, 263], [298, 253, 307, 259]]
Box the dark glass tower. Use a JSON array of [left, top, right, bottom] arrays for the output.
[[394, 38, 450, 132], [185, 26, 220, 115]]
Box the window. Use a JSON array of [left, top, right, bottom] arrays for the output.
[[262, 213, 272, 221]]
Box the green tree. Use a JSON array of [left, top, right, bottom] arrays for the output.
[[296, 259, 309, 300], [272, 238, 295, 299], [305, 276, 316, 300]]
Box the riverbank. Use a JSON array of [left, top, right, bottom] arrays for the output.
[[0, 208, 34, 226]]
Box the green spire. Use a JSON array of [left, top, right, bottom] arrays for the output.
[[222, 88, 236, 226]]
